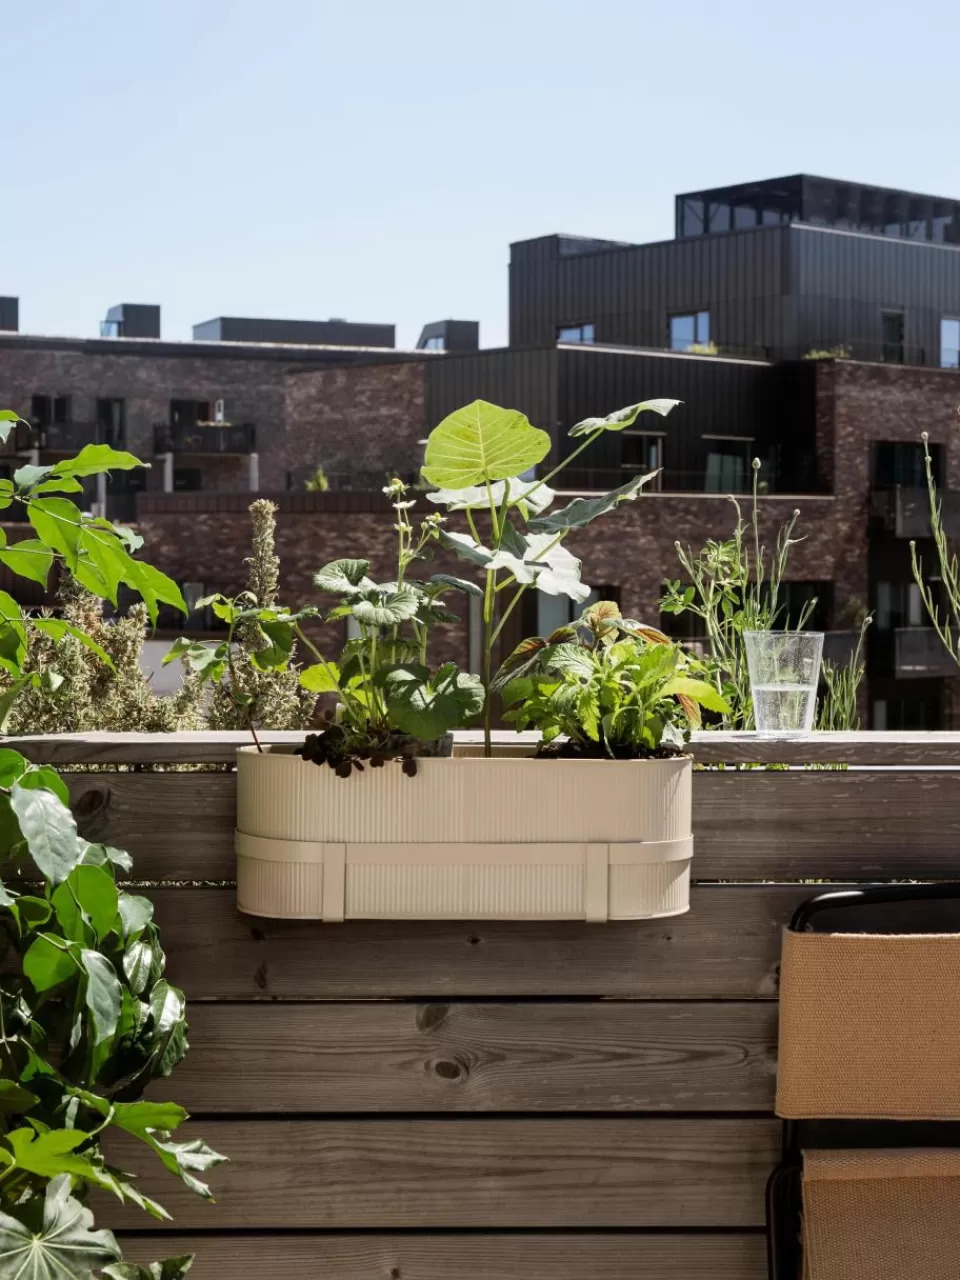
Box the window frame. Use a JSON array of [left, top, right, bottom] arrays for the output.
[[557, 322, 595, 344], [941, 316, 960, 369], [668, 310, 710, 352]]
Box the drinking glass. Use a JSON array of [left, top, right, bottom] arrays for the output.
[[744, 631, 824, 733]]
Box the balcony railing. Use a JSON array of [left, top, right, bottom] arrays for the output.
[[26, 421, 104, 454], [894, 627, 955, 678], [154, 423, 256, 456]]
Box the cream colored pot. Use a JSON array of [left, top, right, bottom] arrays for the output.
[[235, 746, 692, 922]]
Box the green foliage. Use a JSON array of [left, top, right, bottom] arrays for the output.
[[424, 398, 678, 753], [304, 465, 330, 492], [0, 411, 221, 1279], [819, 616, 872, 731], [912, 431, 960, 669], [206, 500, 315, 732], [3, 583, 205, 735], [171, 480, 482, 770], [802, 345, 851, 360], [495, 601, 727, 756], [660, 460, 813, 729]]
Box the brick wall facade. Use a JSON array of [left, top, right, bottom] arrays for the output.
[[283, 361, 428, 488]]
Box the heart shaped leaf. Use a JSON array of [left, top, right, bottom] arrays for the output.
[[0, 1175, 121, 1280], [422, 401, 551, 488]]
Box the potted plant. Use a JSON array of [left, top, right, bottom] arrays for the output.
[[180, 398, 723, 921]]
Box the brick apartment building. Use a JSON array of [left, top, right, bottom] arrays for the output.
[[4, 174, 960, 726]]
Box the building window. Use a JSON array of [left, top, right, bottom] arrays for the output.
[[678, 198, 705, 238], [422, 335, 445, 351], [30, 395, 70, 427], [872, 441, 940, 488], [621, 432, 663, 489], [874, 580, 924, 631], [173, 468, 203, 492], [669, 310, 710, 351], [733, 204, 757, 229], [557, 323, 595, 344], [707, 202, 730, 233], [96, 398, 125, 447], [99, 320, 121, 338], [882, 310, 905, 364], [170, 399, 212, 427], [942, 317, 960, 369], [704, 437, 751, 493]]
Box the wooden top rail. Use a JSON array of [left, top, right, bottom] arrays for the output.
[[7, 728, 960, 766]]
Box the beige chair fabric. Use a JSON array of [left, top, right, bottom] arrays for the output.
[[777, 930, 960, 1119], [802, 1149, 960, 1280]]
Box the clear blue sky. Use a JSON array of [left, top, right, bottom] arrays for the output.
[[6, 0, 960, 349]]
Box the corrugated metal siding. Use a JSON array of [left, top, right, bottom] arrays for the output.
[[510, 227, 790, 353], [425, 348, 559, 434], [556, 348, 814, 483], [789, 226, 960, 362]]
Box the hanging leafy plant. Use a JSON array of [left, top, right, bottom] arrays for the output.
[[0, 410, 224, 1279]]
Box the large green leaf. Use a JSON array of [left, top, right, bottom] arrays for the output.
[[351, 585, 421, 626], [2, 1128, 109, 1185], [659, 675, 730, 713], [0, 1173, 121, 1279], [53, 444, 144, 477], [81, 950, 123, 1044], [385, 664, 485, 739], [27, 497, 84, 570], [422, 401, 551, 488], [23, 934, 79, 991], [487, 533, 591, 601], [0, 540, 54, 587], [31, 618, 115, 670], [125, 561, 187, 622], [568, 398, 681, 437], [428, 573, 484, 599], [426, 477, 555, 516], [0, 1081, 39, 1114], [117, 892, 154, 939], [528, 472, 659, 534], [313, 559, 374, 595], [10, 783, 84, 885], [142, 1135, 227, 1200], [0, 590, 26, 670], [52, 865, 119, 944], [298, 662, 341, 694], [436, 529, 494, 568]]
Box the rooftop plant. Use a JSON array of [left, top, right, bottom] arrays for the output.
[[0, 410, 224, 1279]]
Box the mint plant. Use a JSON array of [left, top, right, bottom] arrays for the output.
[[494, 600, 727, 755], [421, 397, 679, 754], [0, 410, 223, 1279]]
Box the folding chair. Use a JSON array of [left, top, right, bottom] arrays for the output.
[[767, 883, 960, 1280]]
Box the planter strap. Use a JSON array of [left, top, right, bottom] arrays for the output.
[[585, 843, 609, 923]]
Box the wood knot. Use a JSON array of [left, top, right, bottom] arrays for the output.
[[434, 1059, 463, 1081], [253, 962, 268, 990], [390, 1269, 401, 1280], [416, 1003, 449, 1033]]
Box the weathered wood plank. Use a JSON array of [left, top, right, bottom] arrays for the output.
[[692, 730, 960, 766], [155, 1001, 777, 1112], [72, 769, 960, 882], [155, 885, 793, 999], [120, 1232, 767, 1279], [106, 1117, 777, 1229]]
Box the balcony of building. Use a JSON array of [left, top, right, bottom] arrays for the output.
[[153, 422, 259, 492], [871, 625, 955, 679]]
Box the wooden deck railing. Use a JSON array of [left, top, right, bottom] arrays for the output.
[[9, 730, 960, 1280]]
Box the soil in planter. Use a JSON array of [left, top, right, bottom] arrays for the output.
[[535, 740, 689, 762], [295, 724, 452, 777]]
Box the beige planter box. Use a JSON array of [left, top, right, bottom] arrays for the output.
[[235, 746, 692, 922]]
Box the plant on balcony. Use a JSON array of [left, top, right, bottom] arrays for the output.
[[0, 410, 224, 1278], [661, 460, 812, 729], [494, 600, 726, 757], [423, 397, 679, 754], [206, 500, 316, 732], [169, 477, 483, 772], [911, 430, 960, 666]]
